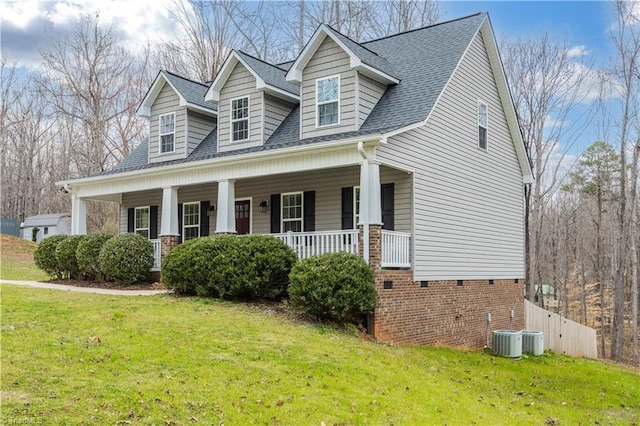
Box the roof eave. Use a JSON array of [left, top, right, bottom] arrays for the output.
[[56, 134, 384, 189]]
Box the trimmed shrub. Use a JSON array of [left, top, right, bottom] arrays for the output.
[[33, 235, 67, 279], [161, 237, 229, 296], [288, 252, 377, 323], [76, 234, 113, 280], [55, 235, 86, 279], [99, 233, 154, 285], [162, 235, 297, 300]]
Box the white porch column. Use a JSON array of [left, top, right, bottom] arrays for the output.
[[160, 186, 179, 236], [216, 179, 236, 234], [368, 161, 382, 226], [359, 159, 371, 262], [71, 193, 87, 235]]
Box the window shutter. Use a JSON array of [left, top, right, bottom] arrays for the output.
[[341, 187, 354, 230], [127, 208, 135, 233], [200, 201, 210, 236], [270, 194, 280, 233], [178, 203, 183, 242], [381, 183, 394, 231], [150, 206, 158, 239], [303, 191, 315, 232]]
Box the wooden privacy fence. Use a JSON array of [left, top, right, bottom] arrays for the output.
[[524, 300, 598, 359]]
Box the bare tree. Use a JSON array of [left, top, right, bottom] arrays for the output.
[[608, 0, 640, 361], [501, 33, 595, 303]]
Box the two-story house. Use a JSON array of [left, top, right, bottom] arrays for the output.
[[58, 13, 533, 348]]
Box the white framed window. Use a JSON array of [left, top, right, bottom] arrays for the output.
[[231, 96, 249, 142], [282, 192, 303, 232], [135, 207, 150, 239], [354, 186, 360, 229], [159, 113, 175, 153], [183, 202, 200, 241], [478, 101, 488, 150], [316, 75, 340, 127]]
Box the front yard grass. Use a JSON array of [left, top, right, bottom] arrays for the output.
[[1, 284, 638, 425], [0, 235, 48, 281]]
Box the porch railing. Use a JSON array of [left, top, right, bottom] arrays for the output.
[[150, 239, 161, 270], [272, 230, 359, 260], [381, 230, 411, 268]]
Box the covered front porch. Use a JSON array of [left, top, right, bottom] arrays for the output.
[[65, 139, 413, 272]]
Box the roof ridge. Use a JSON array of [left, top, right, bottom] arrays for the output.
[[361, 12, 486, 45], [323, 24, 382, 58], [235, 50, 288, 73], [162, 70, 209, 87]]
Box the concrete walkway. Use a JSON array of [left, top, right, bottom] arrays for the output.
[[0, 279, 168, 296]]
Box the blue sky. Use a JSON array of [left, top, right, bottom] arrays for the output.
[[444, 1, 614, 64]]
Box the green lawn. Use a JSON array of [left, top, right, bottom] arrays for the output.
[[2, 285, 638, 425], [0, 235, 48, 281]]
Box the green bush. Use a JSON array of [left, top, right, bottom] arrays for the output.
[[55, 235, 86, 279], [76, 234, 113, 280], [161, 237, 228, 296], [98, 233, 154, 285], [31, 227, 39, 242], [33, 235, 67, 279], [288, 252, 377, 323], [162, 235, 297, 300]]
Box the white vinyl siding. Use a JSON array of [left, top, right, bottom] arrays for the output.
[[149, 82, 186, 163], [357, 73, 387, 128], [218, 62, 263, 152], [187, 110, 216, 155], [182, 202, 200, 240], [301, 36, 356, 138], [119, 166, 410, 236], [377, 31, 525, 281], [263, 94, 295, 142]]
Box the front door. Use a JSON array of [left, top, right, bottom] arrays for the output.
[[235, 200, 250, 235]]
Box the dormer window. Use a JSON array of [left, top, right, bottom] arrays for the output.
[[159, 113, 175, 153], [316, 76, 340, 127], [231, 96, 249, 142]]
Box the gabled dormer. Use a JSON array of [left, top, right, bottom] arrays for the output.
[[285, 25, 399, 140], [137, 71, 217, 164], [205, 51, 299, 153]]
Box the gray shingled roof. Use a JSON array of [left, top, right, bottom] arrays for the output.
[[163, 71, 218, 112], [90, 13, 486, 179], [235, 51, 299, 96], [323, 24, 398, 80], [23, 214, 70, 227]]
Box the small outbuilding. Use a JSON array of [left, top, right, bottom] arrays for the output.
[[21, 214, 71, 243]]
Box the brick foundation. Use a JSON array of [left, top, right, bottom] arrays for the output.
[[373, 273, 524, 348]]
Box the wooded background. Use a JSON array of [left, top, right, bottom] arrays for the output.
[[1, 0, 638, 364]]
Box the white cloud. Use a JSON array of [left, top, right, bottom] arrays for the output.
[[1, 0, 187, 68], [566, 45, 590, 58]]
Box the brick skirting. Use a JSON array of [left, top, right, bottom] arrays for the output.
[[372, 271, 524, 348]]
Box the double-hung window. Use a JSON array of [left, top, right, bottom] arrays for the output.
[[316, 76, 339, 126], [478, 101, 488, 150], [231, 97, 249, 142], [182, 202, 200, 241], [159, 113, 175, 153], [135, 207, 150, 239], [282, 192, 303, 232]]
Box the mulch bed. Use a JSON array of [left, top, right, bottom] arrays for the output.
[[46, 279, 167, 291]]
